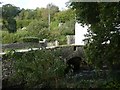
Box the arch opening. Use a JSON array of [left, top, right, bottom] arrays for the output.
[[64, 57, 82, 74]]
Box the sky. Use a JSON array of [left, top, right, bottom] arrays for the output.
[[0, 0, 69, 10]]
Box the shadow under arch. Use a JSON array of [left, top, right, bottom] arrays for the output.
[[64, 56, 82, 74], [64, 56, 90, 74]]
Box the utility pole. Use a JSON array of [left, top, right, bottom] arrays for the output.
[[48, 4, 51, 31]]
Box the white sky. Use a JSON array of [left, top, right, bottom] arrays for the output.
[[0, 0, 69, 10]]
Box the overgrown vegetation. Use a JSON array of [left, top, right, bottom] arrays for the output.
[[2, 1, 120, 89], [2, 49, 66, 88], [21, 37, 39, 43], [70, 2, 120, 71], [1, 3, 75, 44], [2, 49, 120, 88]]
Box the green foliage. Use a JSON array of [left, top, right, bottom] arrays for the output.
[[2, 4, 20, 33], [37, 27, 50, 40], [16, 4, 59, 22], [70, 2, 120, 69], [59, 19, 75, 35], [2, 4, 20, 20], [2, 4, 76, 45], [49, 18, 75, 45], [21, 37, 39, 43], [34, 8, 42, 20], [16, 20, 31, 29], [54, 9, 75, 23], [16, 9, 36, 20], [27, 20, 48, 32], [47, 3, 59, 21], [50, 21, 59, 30], [26, 20, 49, 40], [70, 2, 100, 25], [58, 35, 67, 45], [103, 80, 120, 88], [2, 18, 17, 33], [2, 31, 16, 44], [7, 50, 66, 88], [2, 49, 120, 88], [7, 18, 17, 33], [2, 30, 30, 44]]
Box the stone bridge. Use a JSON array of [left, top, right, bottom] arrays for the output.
[[2, 44, 85, 61], [45, 45, 86, 64], [2, 44, 88, 79], [47, 45, 88, 73]]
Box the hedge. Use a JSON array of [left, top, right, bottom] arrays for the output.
[[21, 37, 39, 43]]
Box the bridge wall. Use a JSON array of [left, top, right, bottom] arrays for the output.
[[2, 45, 85, 80], [42, 45, 85, 60], [2, 43, 45, 51]]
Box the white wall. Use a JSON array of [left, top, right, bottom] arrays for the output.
[[75, 22, 88, 45]]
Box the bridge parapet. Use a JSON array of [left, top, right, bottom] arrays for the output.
[[45, 45, 85, 62]]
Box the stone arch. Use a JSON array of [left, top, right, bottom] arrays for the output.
[[64, 56, 82, 74], [64, 56, 90, 74]]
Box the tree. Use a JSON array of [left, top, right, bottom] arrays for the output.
[[2, 4, 20, 33], [16, 19, 31, 29], [34, 8, 42, 20], [16, 8, 25, 20], [54, 9, 75, 23], [7, 18, 17, 33], [40, 8, 49, 22], [70, 2, 120, 69], [59, 19, 75, 35], [2, 4, 20, 20], [47, 3, 59, 21], [26, 19, 49, 40]]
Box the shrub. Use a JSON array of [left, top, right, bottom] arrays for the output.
[[2, 31, 16, 44], [58, 35, 67, 45], [2, 30, 30, 44], [3, 49, 66, 88], [2, 49, 120, 88], [16, 20, 31, 29], [21, 37, 39, 43]]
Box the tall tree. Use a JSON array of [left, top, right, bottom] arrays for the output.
[[54, 9, 75, 23], [2, 4, 20, 33], [70, 2, 120, 69], [47, 3, 59, 21]]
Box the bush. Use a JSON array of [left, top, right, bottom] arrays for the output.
[[3, 49, 66, 88], [21, 37, 39, 43], [2, 31, 16, 44], [37, 28, 50, 40], [2, 49, 120, 88], [26, 20, 48, 35], [2, 30, 30, 44], [58, 35, 67, 45], [16, 20, 31, 29]]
